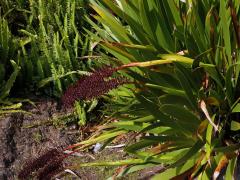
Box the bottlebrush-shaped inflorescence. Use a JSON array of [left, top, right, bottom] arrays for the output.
[[18, 148, 65, 180], [61, 66, 128, 108]]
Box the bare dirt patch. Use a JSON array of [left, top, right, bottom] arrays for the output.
[[0, 98, 80, 179], [0, 98, 162, 180]]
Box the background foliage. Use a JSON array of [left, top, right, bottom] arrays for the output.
[[0, 0, 100, 121], [0, 0, 91, 98]]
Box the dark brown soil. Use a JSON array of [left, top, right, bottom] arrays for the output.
[[0, 98, 163, 180], [0, 99, 80, 180]]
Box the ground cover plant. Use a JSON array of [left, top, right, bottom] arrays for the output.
[[0, 0, 100, 124], [0, 0, 91, 95], [59, 0, 240, 179]]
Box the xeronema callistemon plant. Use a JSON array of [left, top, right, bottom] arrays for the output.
[[18, 56, 193, 179], [18, 148, 65, 180], [61, 65, 128, 107], [61, 55, 192, 107], [60, 0, 240, 179], [18, 146, 85, 179]]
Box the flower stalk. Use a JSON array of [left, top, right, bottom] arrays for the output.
[[61, 55, 198, 108]]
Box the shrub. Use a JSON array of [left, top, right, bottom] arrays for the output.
[[65, 0, 240, 179]]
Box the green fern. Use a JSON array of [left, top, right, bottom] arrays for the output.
[[0, 0, 91, 96]]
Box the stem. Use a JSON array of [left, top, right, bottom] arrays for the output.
[[68, 159, 145, 169]]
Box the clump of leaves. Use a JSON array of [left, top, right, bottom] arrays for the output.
[[63, 0, 240, 179], [0, 15, 26, 114]]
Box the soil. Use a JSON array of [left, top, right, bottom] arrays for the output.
[[0, 98, 160, 180], [0, 98, 80, 179]]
